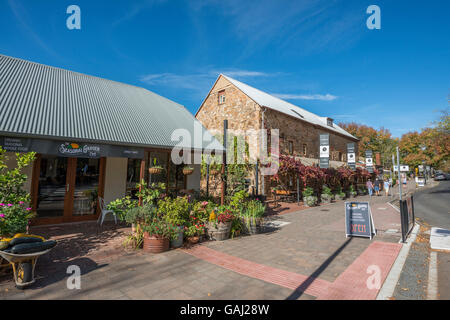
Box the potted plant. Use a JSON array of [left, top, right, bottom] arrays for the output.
[[182, 166, 195, 175], [124, 204, 156, 249], [320, 185, 333, 204], [159, 196, 190, 248], [348, 185, 357, 198], [334, 187, 346, 201], [302, 187, 318, 207], [142, 217, 178, 253], [148, 158, 163, 175], [241, 200, 266, 235], [184, 220, 205, 244], [230, 217, 243, 238], [206, 207, 234, 241]]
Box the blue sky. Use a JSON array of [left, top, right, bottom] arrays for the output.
[[1, 0, 449, 137]]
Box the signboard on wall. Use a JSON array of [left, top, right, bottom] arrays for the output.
[[319, 134, 329, 169], [345, 201, 376, 239], [0, 136, 145, 159]]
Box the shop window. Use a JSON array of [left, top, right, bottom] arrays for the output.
[[218, 90, 226, 104], [327, 118, 333, 127], [302, 144, 307, 156], [126, 158, 142, 197]]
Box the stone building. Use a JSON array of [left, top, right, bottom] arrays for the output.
[[195, 74, 359, 195]]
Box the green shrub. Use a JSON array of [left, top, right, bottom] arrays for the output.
[[302, 187, 314, 198], [159, 196, 190, 227]]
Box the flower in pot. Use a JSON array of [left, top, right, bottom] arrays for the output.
[[142, 217, 178, 253], [302, 187, 318, 207], [349, 185, 357, 198], [320, 185, 333, 204], [334, 187, 346, 201], [159, 196, 190, 248], [206, 207, 234, 241], [148, 158, 164, 175], [184, 220, 205, 245], [182, 166, 195, 176], [241, 200, 265, 235]]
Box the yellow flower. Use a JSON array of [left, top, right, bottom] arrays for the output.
[[209, 211, 216, 222]]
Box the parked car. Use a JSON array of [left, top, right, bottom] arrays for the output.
[[434, 173, 450, 181]]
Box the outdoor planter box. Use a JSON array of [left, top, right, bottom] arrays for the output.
[[303, 196, 318, 207], [242, 218, 264, 235], [320, 194, 333, 204], [206, 221, 231, 241], [143, 233, 169, 253]]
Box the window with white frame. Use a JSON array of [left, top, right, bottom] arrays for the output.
[[218, 90, 225, 104]]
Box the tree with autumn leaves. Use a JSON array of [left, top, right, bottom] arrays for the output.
[[339, 109, 449, 171], [399, 110, 449, 171], [339, 122, 398, 167]]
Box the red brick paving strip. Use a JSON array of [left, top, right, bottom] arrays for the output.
[[183, 245, 332, 297], [317, 241, 402, 300]]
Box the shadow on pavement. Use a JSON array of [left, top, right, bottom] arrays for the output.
[[285, 237, 353, 300]]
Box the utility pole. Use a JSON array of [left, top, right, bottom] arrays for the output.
[[397, 146, 402, 201], [221, 120, 228, 206]]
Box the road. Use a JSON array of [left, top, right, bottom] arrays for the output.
[[413, 181, 450, 229], [392, 180, 450, 300]]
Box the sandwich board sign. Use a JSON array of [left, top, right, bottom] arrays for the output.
[[345, 201, 376, 239]]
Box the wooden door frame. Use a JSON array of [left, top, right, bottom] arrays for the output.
[[30, 155, 106, 226]]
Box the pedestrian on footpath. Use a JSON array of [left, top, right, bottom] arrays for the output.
[[374, 179, 380, 196], [384, 179, 390, 196], [366, 179, 374, 197]]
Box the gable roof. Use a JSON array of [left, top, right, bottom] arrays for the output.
[[0, 54, 222, 151], [221, 74, 357, 140]]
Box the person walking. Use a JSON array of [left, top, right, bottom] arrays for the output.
[[366, 179, 374, 197], [374, 179, 380, 196], [384, 179, 390, 196]]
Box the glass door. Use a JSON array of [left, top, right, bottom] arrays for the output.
[[36, 156, 69, 218], [33, 155, 104, 224], [71, 158, 100, 216]]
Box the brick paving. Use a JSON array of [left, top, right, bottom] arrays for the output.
[[0, 194, 403, 300], [317, 241, 402, 299]]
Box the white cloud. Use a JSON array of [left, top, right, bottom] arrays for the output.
[[273, 93, 338, 101], [140, 69, 269, 90]]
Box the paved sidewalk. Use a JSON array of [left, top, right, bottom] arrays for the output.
[[0, 194, 402, 300]]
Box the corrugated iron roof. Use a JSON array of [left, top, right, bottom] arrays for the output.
[[221, 74, 358, 140], [0, 54, 222, 151]]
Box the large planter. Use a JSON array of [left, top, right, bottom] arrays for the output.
[[206, 221, 231, 241], [170, 227, 184, 248], [335, 194, 346, 201], [242, 217, 264, 235], [304, 196, 318, 207], [143, 232, 169, 253], [320, 194, 332, 204]]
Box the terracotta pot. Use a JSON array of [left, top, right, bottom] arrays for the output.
[[148, 167, 163, 175], [187, 236, 199, 244], [183, 168, 194, 175], [143, 232, 169, 253]]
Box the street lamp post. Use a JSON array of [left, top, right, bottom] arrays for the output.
[[420, 145, 427, 185]]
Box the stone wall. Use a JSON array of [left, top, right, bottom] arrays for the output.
[[195, 75, 358, 198]]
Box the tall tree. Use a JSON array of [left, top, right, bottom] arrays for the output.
[[338, 122, 398, 167]]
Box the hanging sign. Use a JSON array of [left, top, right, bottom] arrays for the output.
[[345, 201, 376, 239], [319, 134, 329, 169], [365, 150, 373, 173], [347, 143, 356, 170]]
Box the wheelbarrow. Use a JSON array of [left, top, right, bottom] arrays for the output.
[[0, 248, 53, 289]]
